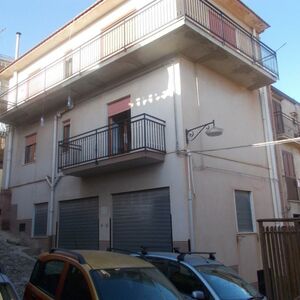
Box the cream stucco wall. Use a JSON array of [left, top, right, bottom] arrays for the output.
[[9, 60, 190, 244], [6, 55, 277, 284], [179, 58, 275, 283]]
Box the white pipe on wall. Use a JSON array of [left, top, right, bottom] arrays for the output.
[[4, 33, 21, 190], [259, 87, 282, 218]]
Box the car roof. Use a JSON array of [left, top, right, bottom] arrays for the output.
[[44, 250, 153, 270], [144, 252, 223, 267]]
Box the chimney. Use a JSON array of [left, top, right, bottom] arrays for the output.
[[14, 32, 21, 60]]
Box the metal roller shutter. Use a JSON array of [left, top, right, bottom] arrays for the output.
[[58, 197, 99, 250], [112, 188, 172, 251], [34, 203, 48, 236]]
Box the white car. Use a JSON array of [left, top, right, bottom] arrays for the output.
[[0, 271, 20, 300]]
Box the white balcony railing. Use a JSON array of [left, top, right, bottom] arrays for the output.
[[0, 0, 278, 116]]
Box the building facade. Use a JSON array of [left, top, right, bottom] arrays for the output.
[[0, 0, 280, 285], [270, 86, 300, 218]]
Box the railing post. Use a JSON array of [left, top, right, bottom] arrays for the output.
[[220, 13, 225, 45], [143, 114, 147, 149], [95, 129, 98, 164], [176, 0, 186, 17]]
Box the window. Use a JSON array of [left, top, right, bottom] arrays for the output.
[[234, 190, 254, 233], [282, 150, 299, 200], [64, 55, 73, 78], [34, 203, 48, 236], [30, 260, 65, 297], [19, 223, 26, 232], [61, 265, 92, 300], [62, 120, 71, 151], [25, 133, 36, 164]]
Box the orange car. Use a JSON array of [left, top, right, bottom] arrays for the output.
[[23, 248, 184, 300]]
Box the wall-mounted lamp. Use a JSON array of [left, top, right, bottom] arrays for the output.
[[185, 120, 223, 144]]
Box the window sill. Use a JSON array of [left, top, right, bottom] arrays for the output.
[[32, 235, 48, 239], [288, 200, 300, 203], [23, 161, 36, 166], [236, 232, 257, 237]]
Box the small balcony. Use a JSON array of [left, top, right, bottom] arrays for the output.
[[58, 114, 166, 176], [274, 112, 300, 140], [0, 0, 278, 125]]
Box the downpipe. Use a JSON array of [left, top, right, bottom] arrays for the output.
[[259, 87, 281, 218]]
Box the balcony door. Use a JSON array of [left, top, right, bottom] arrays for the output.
[[108, 97, 131, 156]]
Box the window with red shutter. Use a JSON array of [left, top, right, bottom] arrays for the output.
[[282, 150, 299, 200]]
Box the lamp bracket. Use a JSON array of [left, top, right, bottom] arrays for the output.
[[185, 120, 215, 144]]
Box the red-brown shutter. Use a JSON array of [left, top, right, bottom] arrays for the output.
[[108, 96, 130, 117], [26, 133, 36, 146]]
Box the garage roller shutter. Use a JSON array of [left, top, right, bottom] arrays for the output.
[[113, 188, 172, 251], [58, 197, 99, 250]]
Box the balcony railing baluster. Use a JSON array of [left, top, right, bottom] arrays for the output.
[[58, 114, 166, 170], [274, 111, 300, 138]]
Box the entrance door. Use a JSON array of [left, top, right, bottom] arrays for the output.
[[58, 197, 99, 249], [112, 188, 173, 251]]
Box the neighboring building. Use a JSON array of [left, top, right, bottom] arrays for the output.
[[0, 55, 12, 192], [270, 86, 300, 218], [0, 0, 279, 286]]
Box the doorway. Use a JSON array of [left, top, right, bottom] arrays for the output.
[[109, 109, 131, 155]]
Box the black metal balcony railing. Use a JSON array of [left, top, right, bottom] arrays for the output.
[[0, 0, 278, 115], [58, 114, 166, 170], [274, 111, 300, 138]]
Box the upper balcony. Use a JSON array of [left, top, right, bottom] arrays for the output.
[[0, 0, 278, 125], [58, 114, 166, 176], [274, 112, 300, 140]]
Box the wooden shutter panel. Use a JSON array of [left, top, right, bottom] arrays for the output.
[[26, 133, 36, 146]]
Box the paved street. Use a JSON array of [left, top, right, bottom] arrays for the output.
[[0, 231, 35, 298]]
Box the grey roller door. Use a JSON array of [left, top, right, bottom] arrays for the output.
[[58, 197, 99, 250], [112, 188, 172, 251]]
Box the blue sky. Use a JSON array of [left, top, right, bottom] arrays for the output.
[[1, 1, 299, 101]]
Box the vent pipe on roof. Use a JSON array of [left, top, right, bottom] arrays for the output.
[[14, 32, 21, 60]]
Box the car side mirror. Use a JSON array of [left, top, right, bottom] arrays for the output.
[[191, 290, 205, 299]]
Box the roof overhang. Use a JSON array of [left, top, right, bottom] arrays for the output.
[[213, 0, 269, 34]]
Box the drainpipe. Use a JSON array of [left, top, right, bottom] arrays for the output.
[[259, 86, 282, 218], [187, 149, 195, 251], [4, 32, 21, 190], [172, 61, 180, 151], [46, 114, 63, 248]]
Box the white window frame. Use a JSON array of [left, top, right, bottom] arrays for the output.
[[234, 190, 256, 234]]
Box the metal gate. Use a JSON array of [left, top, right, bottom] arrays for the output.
[[58, 197, 99, 250], [112, 188, 172, 251], [258, 218, 300, 300]]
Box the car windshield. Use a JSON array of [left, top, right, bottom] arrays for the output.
[[91, 267, 183, 300], [196, 265, 262, 300]]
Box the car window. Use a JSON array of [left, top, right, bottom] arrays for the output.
[[146, 257, 168, 275], [91, 267, 183, 300], [30, 260, 65, 297], [196, 265, 262, 300], [61, 265, 92, 300], [168, 261, 213, 299]]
